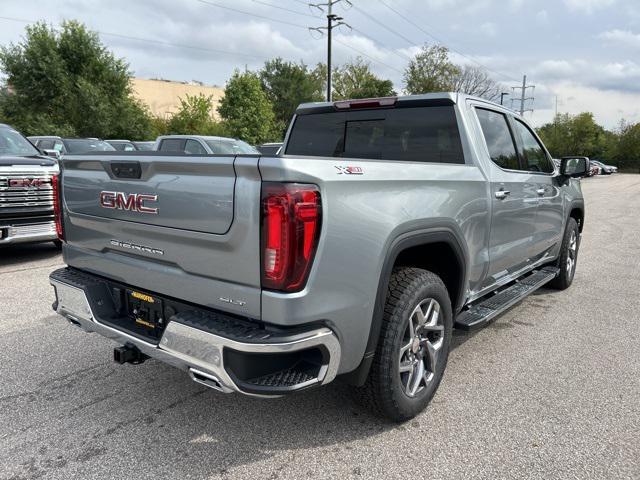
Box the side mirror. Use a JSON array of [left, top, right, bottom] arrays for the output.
[[42, 149, 61, 160], [560, 157, 589, 178]]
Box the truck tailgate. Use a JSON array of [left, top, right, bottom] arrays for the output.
[[60, 154, 263, 318]]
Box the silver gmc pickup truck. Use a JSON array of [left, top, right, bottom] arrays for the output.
[[49, 93, 589, 420]]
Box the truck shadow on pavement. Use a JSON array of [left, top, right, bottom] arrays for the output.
[[0, 242, 61, 269], [4, 323, 399, 479], [450, 286, 563, 351]]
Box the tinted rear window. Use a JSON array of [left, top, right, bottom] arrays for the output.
[[285, 106, 464, 163], [158, 139, 184, 152]]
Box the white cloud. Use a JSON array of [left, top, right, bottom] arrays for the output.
[[598, 29, 640, 48], [528, 82, 640, 129], [531, 58, 640, 94], [563, 0, 616, 14], [536, 10, 549, 24], [480, 22, 497, 37]]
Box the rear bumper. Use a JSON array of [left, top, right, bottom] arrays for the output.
[[49, 267, 340, 396], [0, 221, 57, 245]]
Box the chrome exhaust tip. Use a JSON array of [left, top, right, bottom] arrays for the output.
[[188, 368, 233, 393]]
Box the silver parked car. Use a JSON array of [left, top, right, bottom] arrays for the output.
[[154, 135, 259, 155]]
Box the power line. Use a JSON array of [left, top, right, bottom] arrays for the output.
[[334, 38, 403, 74], [197, 1, 403, 77], [196, 0, 308, 29], [309, 0, 352, 101], [249, 0, 316, 18], [0, 7, 404, 86], [376, 0, 521, 83], [0, 15, 266, 60], [511, 74, 535, 115], [351, 3, 417, 48], [348, 25, 413, 62]]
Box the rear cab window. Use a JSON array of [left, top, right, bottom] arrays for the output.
[[158, 138, 185, 153], [285, 105, 465, 164]]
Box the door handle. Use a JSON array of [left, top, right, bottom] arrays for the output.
[[536, 188, 546, 196], [495, 190, 510, 199]]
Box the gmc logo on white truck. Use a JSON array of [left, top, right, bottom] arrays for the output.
[[99, 191, 158, 214]]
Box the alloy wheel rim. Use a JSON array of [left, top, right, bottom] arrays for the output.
[[567, 230, 577, 278], [398, 298, 444, 398]]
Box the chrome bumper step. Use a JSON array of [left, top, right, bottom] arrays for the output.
[[49, 267, 341, 397], [454, 266, 560, 331]]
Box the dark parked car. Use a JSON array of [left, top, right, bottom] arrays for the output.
[[29, 136, 116, 155]]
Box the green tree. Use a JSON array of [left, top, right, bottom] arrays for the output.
[[332, 58, 395, 100], [218, 70, 278, 144], [537, 112, 607, 159], [612, 122, 640, 171], [259, 58, 324, 134], [403, 45, 461, 94], [166, 93, 227, 136], [0, 20, 152, 139]]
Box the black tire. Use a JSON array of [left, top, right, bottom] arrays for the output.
[[354, 267, 453, 422], [549, 217, 579, 290], [52, 240, 62, 249]]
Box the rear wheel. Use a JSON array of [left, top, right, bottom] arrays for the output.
[[52, 240, 62, 249], [549, 217, 579, 290], [355, 267, 452, 421]]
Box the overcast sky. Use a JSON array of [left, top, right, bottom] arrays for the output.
[[1, 0, 639, 128]]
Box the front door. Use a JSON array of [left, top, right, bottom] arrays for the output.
[[511, 118, 564, 261], [475, 108, 538, 287]]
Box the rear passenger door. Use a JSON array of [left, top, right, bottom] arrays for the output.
[[475, 108, 538, 285], [511, 119, 564, 260]]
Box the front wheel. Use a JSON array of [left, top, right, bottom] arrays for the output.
[[549, 217, 580, 290], [355, 267, 453, 421]]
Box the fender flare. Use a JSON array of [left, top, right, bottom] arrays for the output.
[[567, 199, 585, 231], [341, 226, 468, 386]]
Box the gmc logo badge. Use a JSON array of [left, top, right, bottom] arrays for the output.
[[99, 191, 158, 214], [9, 178, 50, 188]]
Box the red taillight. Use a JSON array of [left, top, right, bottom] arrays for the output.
[[261, 183, 321, 292], [52, 174, 64, 241]]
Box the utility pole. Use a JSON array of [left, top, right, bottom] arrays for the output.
[[510, 75, 535, 115], [309, 1, 351, 101]]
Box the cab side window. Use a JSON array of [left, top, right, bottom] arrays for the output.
[[38, 139, 55, 150], [513, 120, 554, 173], [158, 138, 184, 152], [184, 139, 207, 155], [475, 108, 520, 170]]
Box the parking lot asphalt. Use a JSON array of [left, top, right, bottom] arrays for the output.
[[1, 174, 639, 480]]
